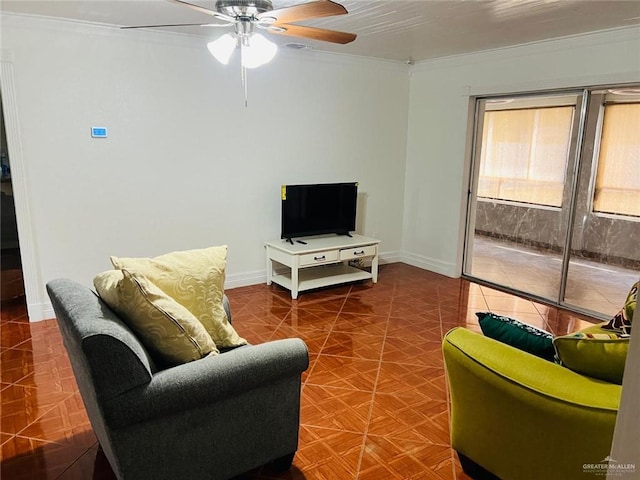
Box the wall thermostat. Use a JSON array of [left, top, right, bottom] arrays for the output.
[[91, 127, 108, 138]]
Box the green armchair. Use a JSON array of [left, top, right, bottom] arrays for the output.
[[443, 327, 621, 480]]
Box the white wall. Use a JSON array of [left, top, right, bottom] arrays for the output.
[[0, 14, 409, 320], [403, 26, 640, 277]]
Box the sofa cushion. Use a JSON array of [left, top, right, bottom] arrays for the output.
[[94, 269, 219, 366], [476, 312, 555, 361], [110, 246, 246, 348], [553, 323, 629, 385], [602, 281, 637, 335]]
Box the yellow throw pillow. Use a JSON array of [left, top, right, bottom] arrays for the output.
[[94, 269, 219, 366], [110, 246, 246, 349], [553, 323, 629, 385]]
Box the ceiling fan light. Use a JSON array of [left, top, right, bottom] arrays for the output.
[[241, 33, 277, 69], [207, 33, 237, 65]]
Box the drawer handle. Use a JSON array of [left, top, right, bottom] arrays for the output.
[[314, 255, 326, 261], [353, 250, 366, 256]]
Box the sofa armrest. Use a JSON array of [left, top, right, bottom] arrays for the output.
[[104, 338, 308, 428], [443, 327, 621, 480]]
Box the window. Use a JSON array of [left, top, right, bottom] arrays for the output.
[[478, 106, 574, 207], [592, 102, 640, 218]]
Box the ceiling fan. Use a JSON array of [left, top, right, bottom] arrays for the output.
[[122, 0, 356, 104], [123, 0, 356, 64]]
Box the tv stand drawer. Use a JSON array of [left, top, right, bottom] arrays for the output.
[[299, 250, 339, 266], [339, 245, 377, 261]]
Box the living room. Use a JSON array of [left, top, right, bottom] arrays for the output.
[[1, 2, 639, 479], [0, 11, 638, 320]]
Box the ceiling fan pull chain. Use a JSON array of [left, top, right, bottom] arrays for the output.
[[241, 64, 248, 107]]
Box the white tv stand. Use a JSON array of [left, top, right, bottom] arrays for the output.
[[265, 234, 380, 299]]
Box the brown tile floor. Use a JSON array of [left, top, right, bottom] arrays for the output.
[[0, 263, 599, 479]]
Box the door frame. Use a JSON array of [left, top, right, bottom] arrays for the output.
[[1, 49, 44, 321]]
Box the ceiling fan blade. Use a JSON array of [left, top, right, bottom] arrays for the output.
[[168, 0, 234, 22], [121, 22, 230, 29], [270, 24, 356, 44], [259, 0, 347, 24]]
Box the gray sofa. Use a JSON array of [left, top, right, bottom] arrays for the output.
[[47, 278, 309, 480]]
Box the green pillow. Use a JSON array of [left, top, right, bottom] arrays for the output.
[[553, 323, 629, 384], [476, 312, 555, 361]]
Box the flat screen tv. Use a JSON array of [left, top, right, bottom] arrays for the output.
[[281, 182, 358, 240]]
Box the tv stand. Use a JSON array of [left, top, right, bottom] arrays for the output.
[[265, 234, 380, 299]]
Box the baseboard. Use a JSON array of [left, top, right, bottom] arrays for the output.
[[225, 270, 266, 289], [401, 252, 459, 278], [30, 251, 447, 320], [27, 301, 55, 322], [379, 251, 402, 264]]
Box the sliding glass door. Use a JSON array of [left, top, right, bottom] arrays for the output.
[[564, 89, 640, 315], [464, 86, 640, 319]]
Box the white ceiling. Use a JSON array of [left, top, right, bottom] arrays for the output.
[[2, 0, 639, 62]]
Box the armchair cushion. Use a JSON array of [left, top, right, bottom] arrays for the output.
[[111, 245, 246, 348], [553, 323, 629, 384], [94, 269, 219, 366]]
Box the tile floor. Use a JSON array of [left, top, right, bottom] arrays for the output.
[[468, 236, 639, 318], [0, 263, 599, 479]]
